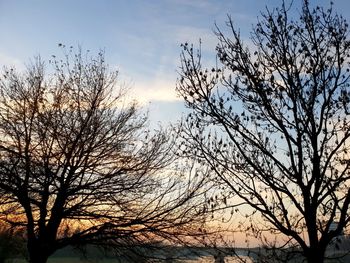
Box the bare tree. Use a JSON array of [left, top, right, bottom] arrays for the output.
[[176, 1, 350, 263], [0, 48, 208, 263]]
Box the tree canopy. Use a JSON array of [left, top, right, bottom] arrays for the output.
[[177, 1, 350, 262], [0, 48, 208, 263]]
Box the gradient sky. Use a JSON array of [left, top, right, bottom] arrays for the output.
[[1, 0, 350, 126]]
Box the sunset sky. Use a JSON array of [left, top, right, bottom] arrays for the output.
[[1, 0, 350, 126]]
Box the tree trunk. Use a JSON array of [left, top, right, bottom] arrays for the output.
[[28, 253, 50, 263], [306, 247, 325, 263], [27, 241, 52, 263]]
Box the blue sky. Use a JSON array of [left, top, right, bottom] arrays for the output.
[[1, 0, 350, 126]]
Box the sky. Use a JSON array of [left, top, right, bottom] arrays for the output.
[[1, 0, 350, 127], [1, 0, 350, 248]]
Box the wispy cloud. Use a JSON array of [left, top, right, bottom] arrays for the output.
[[0, 53, 24, 70], [130, 78, 180, 105], [165, 0, 218, 10], [171, 25, 217, 49]]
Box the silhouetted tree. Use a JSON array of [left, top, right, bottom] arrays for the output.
[[177, 1, 350, 263], [0, 48, 208, 263]]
